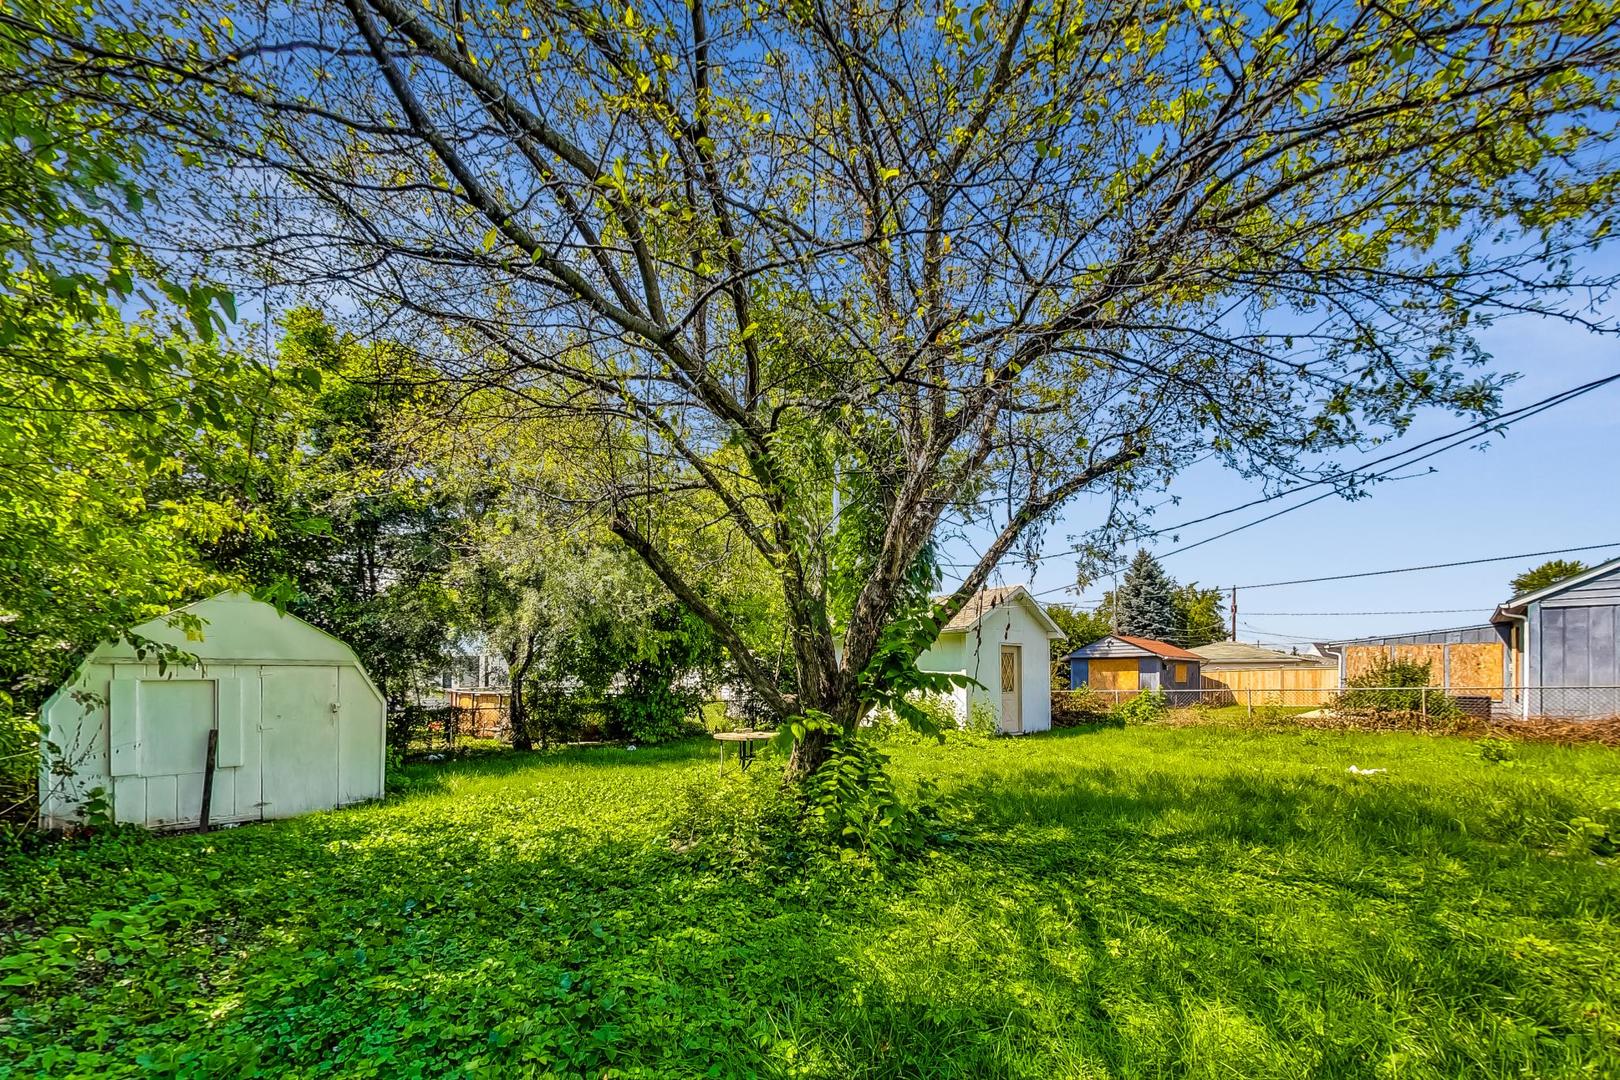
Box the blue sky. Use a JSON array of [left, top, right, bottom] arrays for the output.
[[951, 308, 1620, 648]]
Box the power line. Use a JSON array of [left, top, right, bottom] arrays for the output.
[[1015, 369, 1620, 570], [1146, 370, 1620, 545], [1234, 541, 1620, 591], [1240, 608, 1483, 616]]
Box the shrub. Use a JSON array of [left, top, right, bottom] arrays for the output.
[[963, 699, 1000, 739], [1336, 657, 1461, 721], [1478, 736, 1517, 764], [808, 736, 939, 864], [1052, 686, 1111, 727], [668, 766, 807, 873], [1110, 688, 1168, 726], [606, 683, 705, 745]]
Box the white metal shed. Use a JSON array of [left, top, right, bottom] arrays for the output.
[[38, 590, 386, 830]]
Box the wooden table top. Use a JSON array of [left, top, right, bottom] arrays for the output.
[[711, 730, 776, 742]]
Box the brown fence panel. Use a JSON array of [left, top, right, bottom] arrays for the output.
[[1199, 665, 1339, 705]]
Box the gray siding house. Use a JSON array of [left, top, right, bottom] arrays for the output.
[[1493, 555, 1620, 718], [1326, 555, 1620, 718]]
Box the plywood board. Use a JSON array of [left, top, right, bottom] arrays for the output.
[[1086, 659, 1138, 691], [1447, 642, 1505, 700], [1344, 646, 1390, 681], [1391, 644, 1445, 684]]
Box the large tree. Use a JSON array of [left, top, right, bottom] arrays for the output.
[[16, 0, 1619, 775]]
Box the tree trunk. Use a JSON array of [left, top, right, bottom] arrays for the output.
[[506, 631, 541, 752], [509, 679, 533, 751], [786, 727, 832, 780]]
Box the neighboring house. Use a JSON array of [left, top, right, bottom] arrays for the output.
[[1065, 635, 1203, 695], [1324, 554, 1620, 718], [1190, 641, 1338, 704], [916, 585, 1067, 734], [1190, 641, 1324, 668], [39, 591, 386, 830], [1493, 555, 1620, 717]]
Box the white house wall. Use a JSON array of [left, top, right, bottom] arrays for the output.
[[915, 632, 971, 721]]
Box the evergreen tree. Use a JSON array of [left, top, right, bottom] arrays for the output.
[[1112, 551, 1182, 642]]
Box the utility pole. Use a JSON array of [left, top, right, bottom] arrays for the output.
[[1230, 586, 1237, 642]]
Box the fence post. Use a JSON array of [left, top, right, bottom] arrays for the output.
[[1246, 688, 1253, 719], [1420, 686, 1427, 721]]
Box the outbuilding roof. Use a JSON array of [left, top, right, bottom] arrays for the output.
[[1066, 634, 1203, 661], [1190, 641, 1328, 666], [937, 585, 1065, 638]]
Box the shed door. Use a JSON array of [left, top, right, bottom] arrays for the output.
[[260, 667, 341, 819], [1000, 645, 1022, 733]]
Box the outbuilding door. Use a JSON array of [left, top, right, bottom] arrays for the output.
[[260, 666, 341, 820], [1000, 645, 1022, 733]]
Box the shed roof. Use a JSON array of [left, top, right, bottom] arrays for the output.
[[1066, 634, 1203, 661], [937, 585, 1065, 637], [1190, 641, 1330, 666]]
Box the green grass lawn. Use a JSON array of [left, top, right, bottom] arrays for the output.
[[2, 726, 1617, 1078]]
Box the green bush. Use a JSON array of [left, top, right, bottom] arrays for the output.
[[963, 699, 1000, 739], [668, 766, 807, 872], [1110, 688, 1168, 726], [808, 736, 938, 864], [0, 703, 36, 827], [1337, 657, 1461, 720], [607, 683, 705, 745], [868, 691, 962, 744], [1052, 686, 1111, 727]]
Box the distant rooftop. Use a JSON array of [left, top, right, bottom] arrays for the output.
[[1191, 641, 1331, 666]]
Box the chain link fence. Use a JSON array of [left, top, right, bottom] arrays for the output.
[[1054, 685, 1620, 722]]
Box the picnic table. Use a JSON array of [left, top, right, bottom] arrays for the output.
[[712, 730, 774, 773]]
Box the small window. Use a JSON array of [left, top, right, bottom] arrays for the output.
[[1173, 662, 1188, 685]]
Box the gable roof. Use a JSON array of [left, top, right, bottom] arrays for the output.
[[1066, 634, 1203, 661], [1190, 641, 1329, 666], [1493, 554, 1620, 620], [937, 585, 1065, 638]]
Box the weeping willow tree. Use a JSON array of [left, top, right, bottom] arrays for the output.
[[12, 0, 1618, 775]]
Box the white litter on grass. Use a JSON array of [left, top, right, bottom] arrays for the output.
[[1347, 765, 1386, 776], [625, 744, 638, 752]]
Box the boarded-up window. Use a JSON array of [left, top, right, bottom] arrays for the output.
[[1087, 659, 1137, 691], [1173, 662, 1188, 684]]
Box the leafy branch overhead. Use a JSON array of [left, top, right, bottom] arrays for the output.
[[9, 0, 1617, 773]]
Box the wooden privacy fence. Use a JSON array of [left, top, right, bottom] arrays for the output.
[[447, 689, 510, 738], [1198, 665, 1339, 705]]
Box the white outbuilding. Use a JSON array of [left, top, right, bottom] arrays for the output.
[[917, 586, 1066, 734], [39, 590, 386, 830]]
